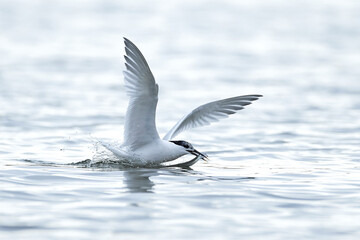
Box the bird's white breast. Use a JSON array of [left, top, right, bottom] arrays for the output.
[[130, 139, 187, 164]]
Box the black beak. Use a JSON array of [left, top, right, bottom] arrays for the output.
[[187, 149, 208, 160]]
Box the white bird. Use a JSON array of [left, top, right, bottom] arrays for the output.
[[101, 38, 262, 167]]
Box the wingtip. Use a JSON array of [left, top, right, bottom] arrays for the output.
[[253, 95, 263, 101], [123, 37, 137, 51], [251, 94, 263, 99]]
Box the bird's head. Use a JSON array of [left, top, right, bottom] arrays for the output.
[[170, 140, 208, 159]]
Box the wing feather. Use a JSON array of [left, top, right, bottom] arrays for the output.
[[122, 38, 160, 149], [163, 95, 262, 140]]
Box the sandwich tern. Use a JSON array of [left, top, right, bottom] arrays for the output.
[[101, 38, 262, 167]]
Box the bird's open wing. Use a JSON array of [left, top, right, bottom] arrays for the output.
[[122, 38, 160, 149], [163, 95, 262, 140]]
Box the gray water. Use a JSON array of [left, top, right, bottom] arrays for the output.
[[1, 0, 360, 239]]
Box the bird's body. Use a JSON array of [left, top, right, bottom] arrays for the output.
[[101, 38, 262, 167], [102, 139, 187, 166]]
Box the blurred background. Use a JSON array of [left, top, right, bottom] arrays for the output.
[[1, 0, 359, 160], [0, 0, 360, 239]]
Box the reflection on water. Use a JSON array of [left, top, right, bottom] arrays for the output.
[[123, 169, 156, 193]]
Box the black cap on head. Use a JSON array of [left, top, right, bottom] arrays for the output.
[[170, 140, 208, 159], [170, 140, 193, 149]]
